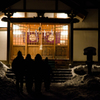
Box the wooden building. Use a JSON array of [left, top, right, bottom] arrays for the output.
[[0, 0, 99, 68]]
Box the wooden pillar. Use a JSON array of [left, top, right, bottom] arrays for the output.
[[7, 18, 10, 64], [69, 11, 74, 64], [69, 22, 73, 63], [98, 9, 100, 63], [53, 25, 56, 59], [10, 23, 13, 63], [54, 13, 57, 59], [5, 11, 13, 65], [39, 23, 42, 55], [67, 24, 70, 59], [25, 26, 28, 58]]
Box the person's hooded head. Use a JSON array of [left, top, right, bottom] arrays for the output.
[[17, 51, 23, 58], [26, 54, 31, 60], [45, 57, 48, 63], [35, 54, 42, 62]]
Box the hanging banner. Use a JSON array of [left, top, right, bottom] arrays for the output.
[[23, 31, 61, 44], [42, 32, 54, 44], [42, 32, 60, 44], [27, 32, 39, 43]]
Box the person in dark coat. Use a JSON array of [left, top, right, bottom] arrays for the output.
[[44, 57, 53, 91], [12, 51, 25, 93], [25, 54, 34, 94], [34, 54, 44, 95]]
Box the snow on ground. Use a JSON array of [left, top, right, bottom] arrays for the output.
[[1, 62, 100, 100], [0, 61, 8, 78]]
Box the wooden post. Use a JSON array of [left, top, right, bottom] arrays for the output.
[[39, 23, 42, 56], [53, 13, 57, 59], [7, 21, 10, 64], [7, 13, 11, 64], [69, 22, 73, 63], [67, 24, 70, 59], [54, 25, 56, 59], [5, 11, 13, 65], [25, 26, 28, 58], [10, 23, 13, 64], [69, 11, 74, 64], [25, 12, 27, 58], [98, 9, 100, 63]]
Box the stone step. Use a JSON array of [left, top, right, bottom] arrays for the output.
[[6, 68, 72, 82]]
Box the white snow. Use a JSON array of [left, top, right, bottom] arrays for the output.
[[0, 62, 100, 100], [0, 61, 9, 79]]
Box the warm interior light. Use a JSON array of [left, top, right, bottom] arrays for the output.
[[57, 13, 68, 18], [13, 30, 22, 35], [60, 40, 66, 44], [13, 25, 22, 35], [61, 31, 68, 36], [62, 25, 68, 30], [40, 45, 42, 50], [61, 25, 68, 37], [60, 25, 68, 45], [12, 12, 24, 18], [13, 25, 19, 30]]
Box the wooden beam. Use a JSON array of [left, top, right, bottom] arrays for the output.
[[2, 17, 79, 23], [3, 9, 71, 14]]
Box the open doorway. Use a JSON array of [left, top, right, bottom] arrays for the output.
[[11, 23, 69, 60]]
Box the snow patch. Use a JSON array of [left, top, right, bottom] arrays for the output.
[[62, 65, 100, 87], [0, 61, 9, 79], [72, 64, 100, 77]]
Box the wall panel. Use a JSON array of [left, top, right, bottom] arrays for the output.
[[74, 9, 98, 28], [73, 31, 98, 61], [0, 31, 7, 60]]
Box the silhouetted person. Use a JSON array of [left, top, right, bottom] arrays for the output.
[[34, 54, 44, 95], [12, 51, 25, 93], [44, 57, 53, 91], [25, 54, 34, 94]]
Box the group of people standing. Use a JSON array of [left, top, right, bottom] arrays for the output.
[[12, 51, 53, 95]]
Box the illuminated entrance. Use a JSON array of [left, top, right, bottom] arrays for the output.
[[12, 23, 69, 60]]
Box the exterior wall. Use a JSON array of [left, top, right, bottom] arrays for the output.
[[0, 15, 7, 61], [0, 15, 7, 27], [73, 9, 98, 61], [73, 31, 98, 61], [0, 31, 7, 60], [74, 9, 98, 28]]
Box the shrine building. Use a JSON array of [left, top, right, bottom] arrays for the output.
[[0, 0, 99, 68]]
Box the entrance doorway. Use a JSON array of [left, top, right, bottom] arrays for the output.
[[11, 23, 69, 60]]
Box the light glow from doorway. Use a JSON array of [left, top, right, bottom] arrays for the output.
[[13, 25, 22, 35]]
